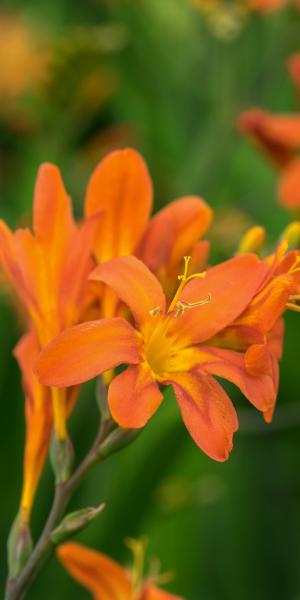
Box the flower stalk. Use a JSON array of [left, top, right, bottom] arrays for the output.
[[5, 417, 138, 600]]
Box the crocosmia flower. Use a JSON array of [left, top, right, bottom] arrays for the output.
[[238, 56, 300, 210], [37, 252, 278, 461], [85, 148, 212, 313], [57, 540, 184, 600], [211, 241, 300, 421], [0, 163, 100, 440], [0, 163, 99, 523]]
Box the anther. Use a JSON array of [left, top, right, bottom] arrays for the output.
[[174, 293, 212, 318], [149, 306, 161, 317], [168, 256, 208, 314]]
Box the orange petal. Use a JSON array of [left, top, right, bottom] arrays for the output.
[[33, 163, 76, 246], [60, 212, 101, 327], [198, 346, 276, 413], [235, 272, 295, 335], [263, 357, 279, 423], [14, 331, 52, 521], [90, 256, 166, 326], [278, 157, 300, 210], [267, 318, 284, 360], [108, 364, 163, 428], [36, 318, 141, 387], [0, 220, 35, 312], [173, 254, 268, 344], [238, 109, 300, 166], [138, 196, 212, 274], [244, 344, 272, 376], [140, 581, 184, 600], [167, 371, 238, 461], [57, 542, 132, 600], [85, 148, 153, 261]]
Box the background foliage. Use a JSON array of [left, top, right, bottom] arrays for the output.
[[1, 1, 300, 598]]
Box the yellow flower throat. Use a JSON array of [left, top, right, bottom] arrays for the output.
[[142, 256, 211, 377]]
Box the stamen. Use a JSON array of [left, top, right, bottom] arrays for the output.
[[175, 293, 212, 318], [149, 306, 161, 317], [168, 256, 207, 314], [289, 256, 300, 275], [286, 302, 300, 313], [125, 537, 148, 593]]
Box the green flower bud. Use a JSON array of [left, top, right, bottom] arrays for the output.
[[50, 504, 105, 544]]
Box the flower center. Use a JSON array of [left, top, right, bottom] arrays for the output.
[[143, 257, 211, 377]]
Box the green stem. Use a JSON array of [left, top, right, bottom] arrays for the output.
[[4, 419, 137, 600]]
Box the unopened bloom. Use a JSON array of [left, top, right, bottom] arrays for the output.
[[238, 57, 300, 210], [37, 253, 275, 461], [0, 163, 99, 519], [0, 163, 99, 440], [57, 540, 184, 600]]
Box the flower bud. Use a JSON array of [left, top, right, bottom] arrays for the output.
[[50, 433, 74, 483], [7, 511, 33, 577], [50, 504, 105, 545], [281, 221, 300, 248], [238, 226, 266, 254], [98, 428, 141, 459], [96, 377, 110, 422]]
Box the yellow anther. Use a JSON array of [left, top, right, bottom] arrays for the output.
[[149, 306, 161, 317], [238, 225, 266, 255], [125, 537, 148, 593], [168, 256, 207, 314], [289, 256, 300, 275], [286, 302, 300, 313], [282, 221, 300, 248], [175, 293, 212, 318]]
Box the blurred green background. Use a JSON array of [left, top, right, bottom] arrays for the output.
[[1, 0, 300, 598]]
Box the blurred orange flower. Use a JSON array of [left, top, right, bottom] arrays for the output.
[[249, 0, 289, 12], [238, 55, 300, 210], [37, 252, 280, 461], [57, 541, 184, 600], [0, 14, 47, 102]]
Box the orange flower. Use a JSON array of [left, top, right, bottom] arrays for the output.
[[238, 57, 300, 210], [57, 541, 184, 600], [37, 253, 276, 461], [248, 0, 289, 12], [85, 148, 212, 314], [0, 163, 100, 440], [210, 242, 300, 421]]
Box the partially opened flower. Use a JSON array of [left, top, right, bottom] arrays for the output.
[[37, 252, 278, 461], [238, 57, 300, 210], [0, 164, 100, 441], [85, 148, 212, 314], [211, 241, 300, 420], [57, 540, 184, 600]]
